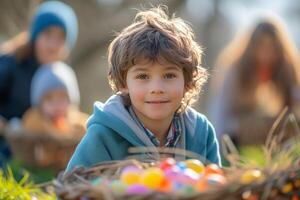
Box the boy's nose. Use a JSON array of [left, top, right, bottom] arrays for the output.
[[150, 79, 165, 94]]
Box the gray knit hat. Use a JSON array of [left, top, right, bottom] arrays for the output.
[[31, 61, 80, 106]]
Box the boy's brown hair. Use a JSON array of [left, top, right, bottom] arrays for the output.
[[108, 6, 207, 110]]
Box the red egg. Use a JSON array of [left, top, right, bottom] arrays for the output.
[[159, 157, 176, 170]]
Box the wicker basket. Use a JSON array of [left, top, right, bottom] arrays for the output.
[[54, 158, 300, 200], [5, 128, 81, 171], [54, 108, 300, 199]]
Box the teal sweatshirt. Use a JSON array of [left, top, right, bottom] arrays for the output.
[[66, 95, 221, 171]]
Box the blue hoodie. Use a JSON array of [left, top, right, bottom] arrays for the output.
[[66, 95, 221, 171]]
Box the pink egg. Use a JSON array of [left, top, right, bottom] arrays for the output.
[[164, 165, 181, 182], [177, 168, 200, 184], [127, 184, 150, 194], [121, 165, 141, 173]]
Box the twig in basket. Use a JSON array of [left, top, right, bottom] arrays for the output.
[[265, 106, 289, 150], [221, 134, 241, 168], [128, 147, 210, 164], [74, 174, 92, 185], [288, 113, 300, 137]]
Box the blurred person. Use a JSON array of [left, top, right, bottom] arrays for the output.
[[209, 19, 300, 146], [22, 61, 88, 137], [20, 62, 87, 169], [0, 1, 78, 166]]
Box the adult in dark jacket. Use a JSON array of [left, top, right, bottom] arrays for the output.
[[0, 1, 78, 167]]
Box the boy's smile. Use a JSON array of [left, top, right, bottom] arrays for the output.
[[123, 60, 185, 135]]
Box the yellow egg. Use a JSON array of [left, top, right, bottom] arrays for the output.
[[120, 171, 141, 185], [240, 169, 263, 184], [185, 159, 205, 174], [281, 183, 293, 193], [140, 167, 165, 189]]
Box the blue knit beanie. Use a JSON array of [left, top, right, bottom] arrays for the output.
[[30, 1, 78, 50], [31, 62, 80, 106]]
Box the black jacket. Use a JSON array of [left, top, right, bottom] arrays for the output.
[[0, 54, 39, 120]]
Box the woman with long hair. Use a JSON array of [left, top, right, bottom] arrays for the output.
[[210, 18, 300, 146]]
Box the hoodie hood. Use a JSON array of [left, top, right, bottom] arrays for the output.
[[87, 95, 199, 159]]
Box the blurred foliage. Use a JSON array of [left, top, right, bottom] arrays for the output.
[[6, 158, 55, 184], [0, 167, 55, 200], [239, 146, 266, 168], [234, 141, 300, 171]]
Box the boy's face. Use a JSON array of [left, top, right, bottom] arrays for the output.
[[41, 89, 70, 120], [123, 61, 185, 124]]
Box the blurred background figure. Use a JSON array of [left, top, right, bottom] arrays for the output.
[[209, 18, 300, 146], [8, 61, 88, 170], [23, 61, 87, 137], [0, 0, 78, 167]]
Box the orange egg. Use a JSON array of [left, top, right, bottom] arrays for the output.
[[157, 179, 172, 193], [205, 164, 223, 175], [196, 179, 208, 192]]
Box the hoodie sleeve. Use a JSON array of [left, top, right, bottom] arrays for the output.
[[65, 124, 112, 172], [205, 119, 222, 166]]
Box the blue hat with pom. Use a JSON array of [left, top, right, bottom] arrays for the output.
[[30, 1, 78, 50], [31, 61, 80, 106]]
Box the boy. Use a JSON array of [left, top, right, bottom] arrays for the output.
[[66, 6, 220, 171], [22, 62, 87, 137]]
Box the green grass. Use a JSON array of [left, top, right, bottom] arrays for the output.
[[7, 159, 55, 184], [239, 146, 266, 167], [0, 168, 55, 200]]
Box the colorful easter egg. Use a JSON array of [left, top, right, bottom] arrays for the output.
[[164, 165, 181, 182], [127, 184, 150, 194], [176, 161, 187, 171], [177, 168, 200, 184], [185, 159, 205, 174], [110, 180, 128, 194], [140, 167, 165, 189], [120, 166, 141, 185], [91, 177, 102, 186], [196, 179, 208, 192], [205, 164, 223, 175], [157, 179, 172, 193], [205, 174, 226, 186], [281, 183, 293, 193], [178, 185, 197, 196], [159, 157, 176, 170], [240, 169, 263, 184], [121, 165, 141, 173]]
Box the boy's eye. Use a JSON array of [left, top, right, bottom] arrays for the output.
[[135, 74, 149, 80], [164, 73, 177, 79]]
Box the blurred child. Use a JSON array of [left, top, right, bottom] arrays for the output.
[[66, 6, 221, 171], [22, 62, 88, 137], [210, 19, 300, 146]]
